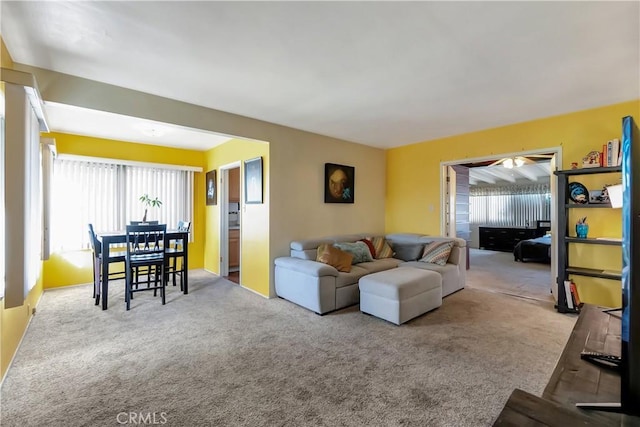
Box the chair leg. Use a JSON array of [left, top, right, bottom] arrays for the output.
[[161, 265, 166, 305], [172, 258, 177, 286], [125, 265, 132, 310], [153, 265, 159, 297], [94, 257, 101, 305]]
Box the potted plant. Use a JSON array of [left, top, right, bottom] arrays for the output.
[[139, 194, 162, 223]]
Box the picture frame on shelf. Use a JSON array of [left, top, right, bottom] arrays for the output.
[[244, 156, 263, 204], [589, 188, 609, 204], [206, 169, 217, 206]]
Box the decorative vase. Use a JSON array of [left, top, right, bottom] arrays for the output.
[[576, 223, 589, 238], [142, 208, 148, 223]]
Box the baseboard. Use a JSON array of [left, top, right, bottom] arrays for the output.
[[240, 284, 270, 299]]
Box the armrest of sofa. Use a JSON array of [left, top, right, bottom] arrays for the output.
[[274, 257, 340, 277]]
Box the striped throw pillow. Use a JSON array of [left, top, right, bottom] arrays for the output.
[[419, 241, 454, 265], [366, 236, 394, 259]]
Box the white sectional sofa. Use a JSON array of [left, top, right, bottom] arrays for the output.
[[274, 233, 466, 315]]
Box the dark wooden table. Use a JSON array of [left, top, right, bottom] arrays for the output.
[[494, 304, 640, 426], [98, 230, 189, 310], [493, 388, 606, 426]]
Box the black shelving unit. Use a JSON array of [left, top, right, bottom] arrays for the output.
[[554, 166, 622, 313]]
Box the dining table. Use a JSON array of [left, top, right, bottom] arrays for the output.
[[97, 229, 189, 310]]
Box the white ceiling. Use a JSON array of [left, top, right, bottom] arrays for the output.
[[44, 102, 232, 150], [469, 161, 551, 186], [2, 1, 639, 150]]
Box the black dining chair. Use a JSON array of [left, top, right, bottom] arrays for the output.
[[88, 224, 126, 305], [165, 220, 190, 290], [128, 221, 159, 284], [124, 223, 167, 310]]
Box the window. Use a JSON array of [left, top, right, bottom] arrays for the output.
[[51, 158, 194, 251], [470, 183, 551, 227]]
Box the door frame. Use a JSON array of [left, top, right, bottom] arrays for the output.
[[219, 161, 241, 278], [440, 146, 562, 301]]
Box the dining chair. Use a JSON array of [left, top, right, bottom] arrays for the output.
[[128, 221, 159, 284], [88, 224, 126, 305], [165, 220, 190, 290], [125, 223, 167, 310]]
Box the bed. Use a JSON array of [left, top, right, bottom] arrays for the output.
[[513, 220, 552, 263]]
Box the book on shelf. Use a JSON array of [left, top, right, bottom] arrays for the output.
[[605, 138, 620, 167], [617, 143, 623, 166], [564, 280, 574, 310], [570, 281, 583, 308]]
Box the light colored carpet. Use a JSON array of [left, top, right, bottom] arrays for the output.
[[1, 270, 575, 427], [467, 249, 553, 303]]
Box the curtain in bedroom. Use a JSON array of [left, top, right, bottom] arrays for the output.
[[470, 183, 550, 227]]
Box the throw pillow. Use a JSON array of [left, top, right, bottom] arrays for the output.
[[333, 241, 374, 264], [358, 238, 376, 259], [420, 241, 454, 265], [391, 242, 426, 262], [366, 236, 394, 259], [316, 244, 353, 272]]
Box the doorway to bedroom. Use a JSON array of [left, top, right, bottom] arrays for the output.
[[441, 148, 561, 304]]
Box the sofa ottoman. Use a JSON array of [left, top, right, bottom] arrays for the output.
[[359, 268, 442, 325]]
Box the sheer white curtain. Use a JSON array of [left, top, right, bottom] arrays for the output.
[[52, 160, 121, 250], [125, 166, 193, 230], [470, 184, 551, 227], [51, 159, 193, 250]]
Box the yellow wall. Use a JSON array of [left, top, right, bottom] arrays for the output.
[[42, 132, 206, 288], [204, 138, 270, 296], [1, 274, 42, 380], [386, 100, 640, 307]]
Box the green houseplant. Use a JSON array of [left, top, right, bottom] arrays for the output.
[[139, 194, 162, 223]]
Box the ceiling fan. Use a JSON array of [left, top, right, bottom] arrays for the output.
[[488, 154, 553, 168]]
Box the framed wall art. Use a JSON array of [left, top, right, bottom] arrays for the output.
[[206, 169, 217, 206], [324, 163, 354, 204], [244, 157, 263, 204]]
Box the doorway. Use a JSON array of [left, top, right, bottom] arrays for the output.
[[219, 162, 241, 284], [441, 147, 561, 303]]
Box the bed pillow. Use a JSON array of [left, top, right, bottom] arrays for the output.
[[366, 236, 394, 259], [317, 244, 352, 272], [391, 243, 426, 262], [333, 241, 374, 264], [419, 241, 454, 265]]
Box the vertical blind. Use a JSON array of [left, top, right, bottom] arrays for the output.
[[470, 183, 551, 227], [26, 102, 42, 294], [51, 159, 194, 251]]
